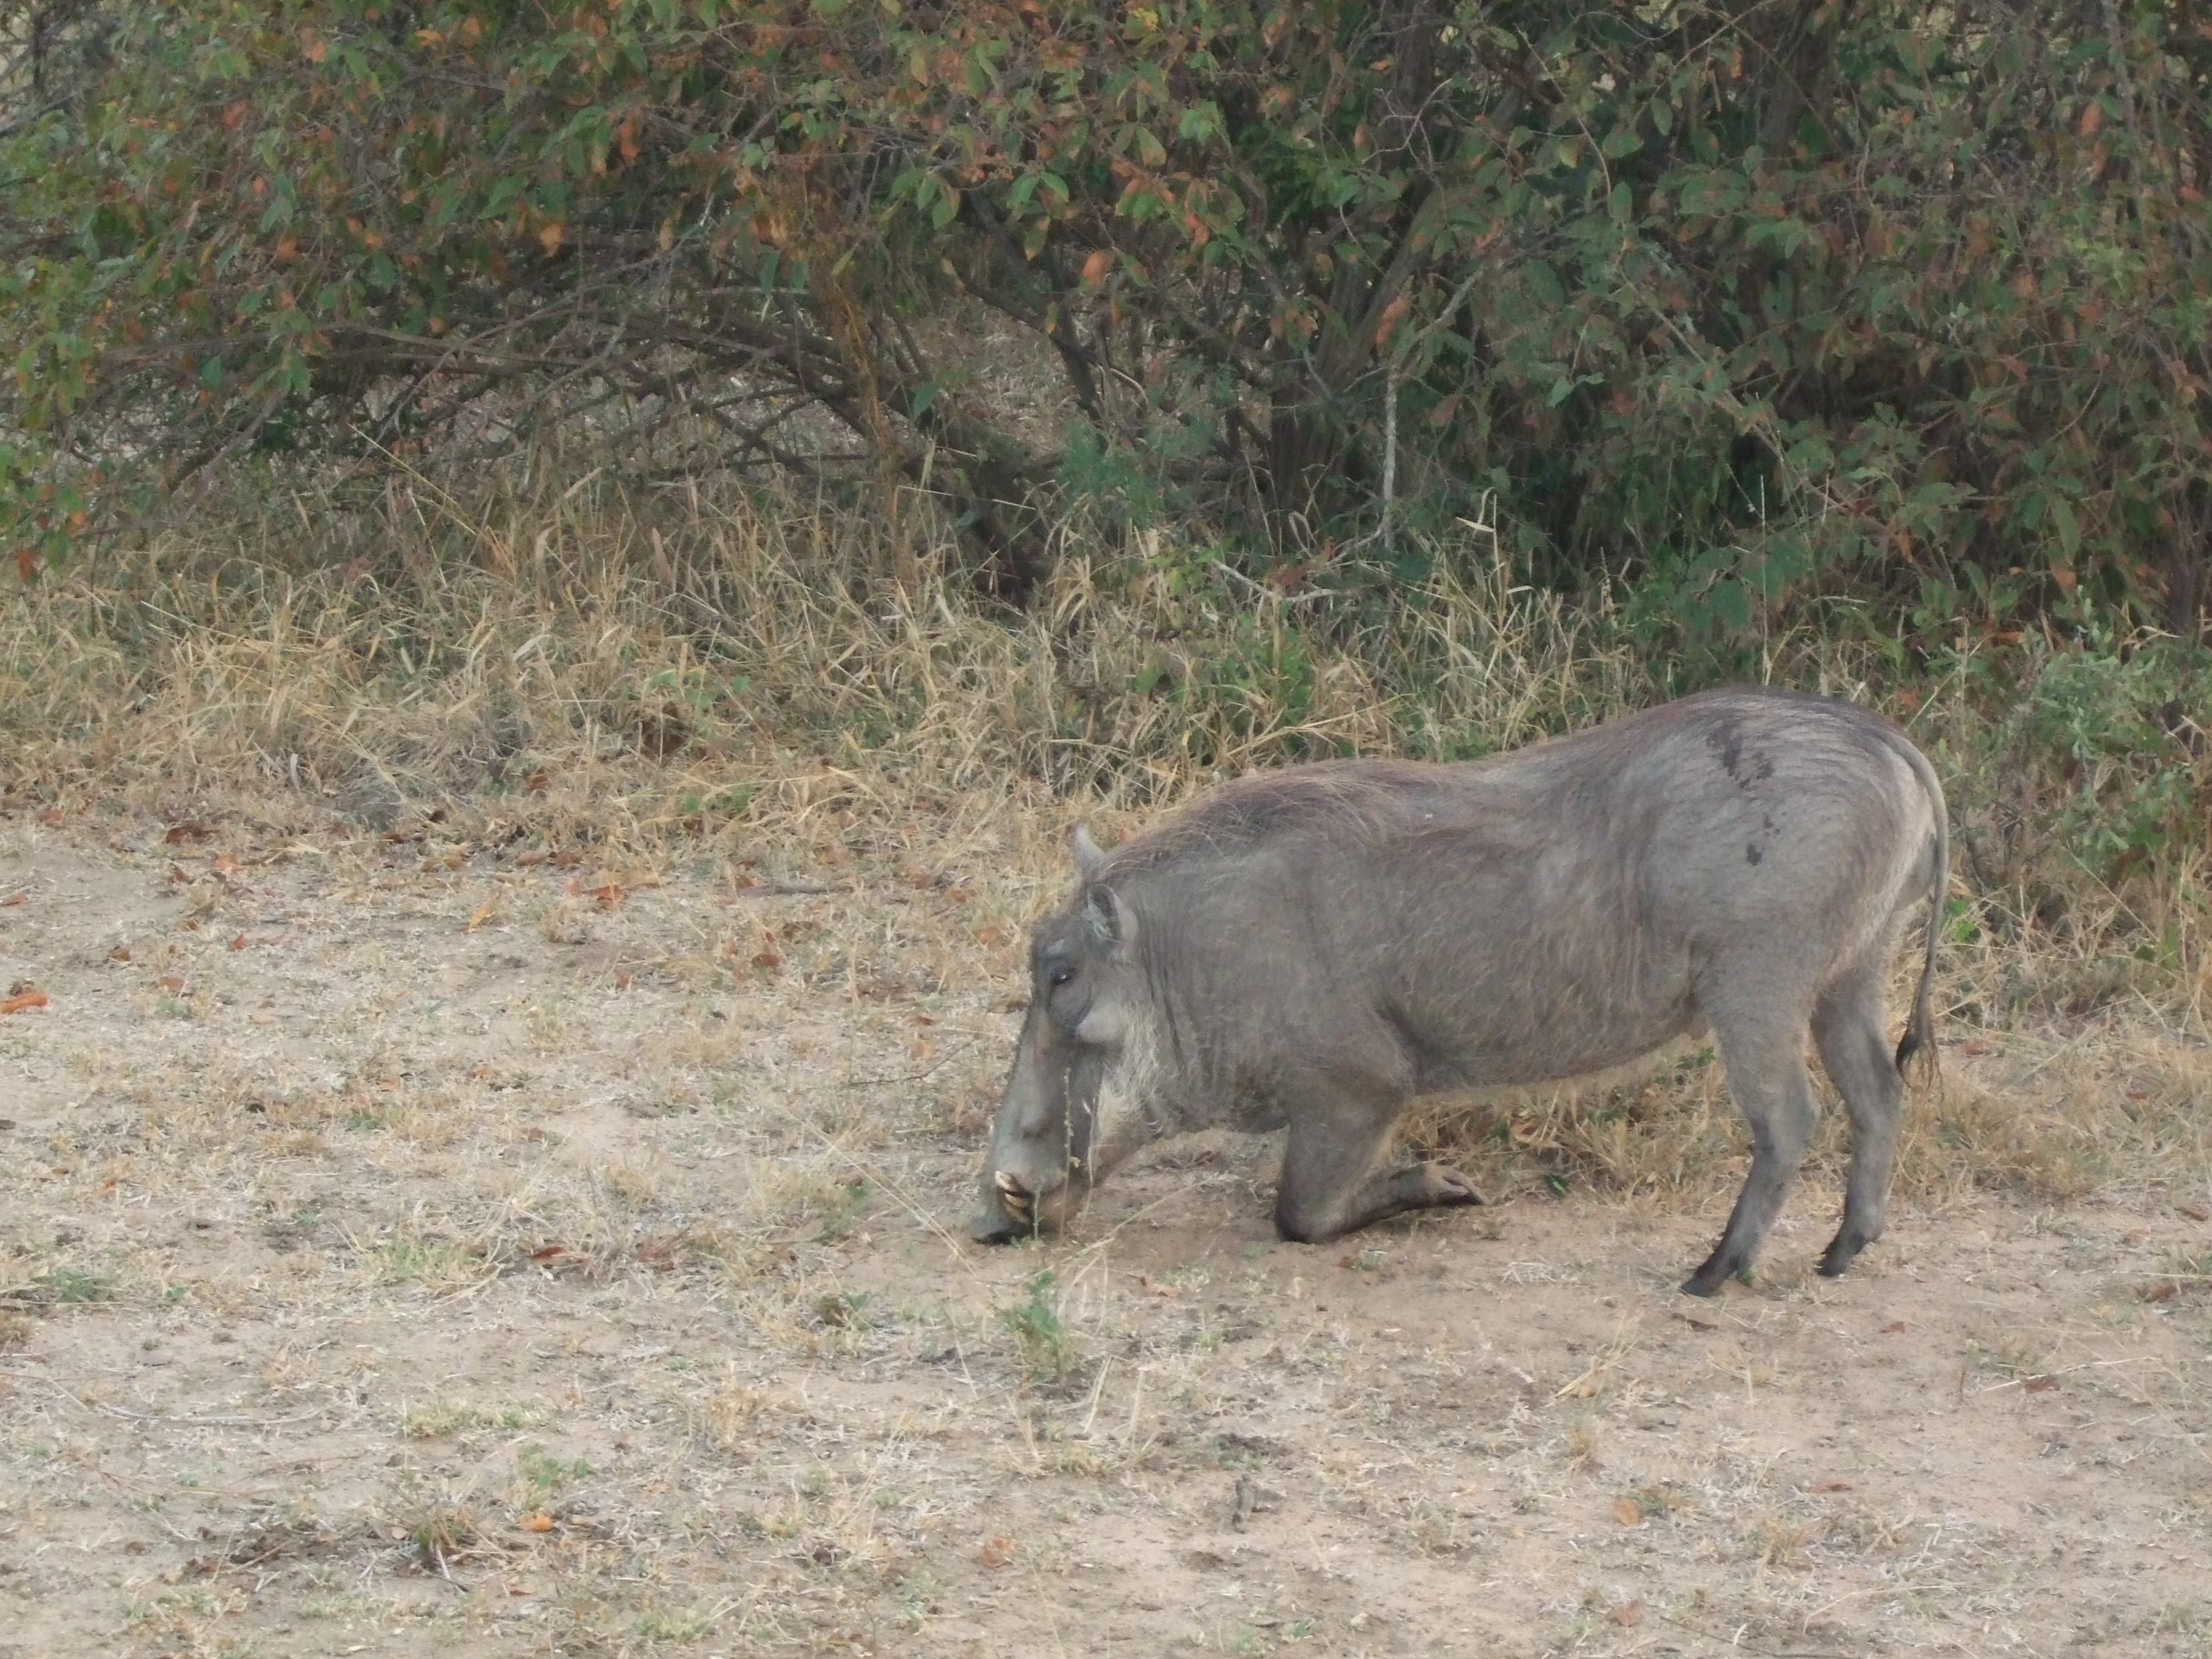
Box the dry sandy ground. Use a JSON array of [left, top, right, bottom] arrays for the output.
[[2, 807, 2210, 1659]]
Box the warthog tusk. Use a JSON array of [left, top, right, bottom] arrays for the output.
[[993, 1171, 1033, 1215]]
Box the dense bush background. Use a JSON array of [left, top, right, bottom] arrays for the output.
[[6, 0, 2212, 636]]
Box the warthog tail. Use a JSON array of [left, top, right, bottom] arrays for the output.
[[1892, 736, 1950, 1085]]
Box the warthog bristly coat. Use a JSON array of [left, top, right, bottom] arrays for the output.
[[971, 687, 1949, 1295]]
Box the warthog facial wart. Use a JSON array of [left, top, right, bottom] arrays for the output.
[[970, 687, 1949, 1296]]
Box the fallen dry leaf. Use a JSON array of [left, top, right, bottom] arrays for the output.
[[228, 933, 246, 951], [972, 923, 1012, 948], [519, 1512, 556, 1534], [0, 891, 23, 907], [466, 899, 499, 932], [1138, 1275, 1178, 1298], [1613, 1599, 1643, 1628], [157, 974, 186, 994], [38, 808, 64, 827], [981, 1536, 1016, 1568], [1612, 1495, 1642, 1525], [2140, 1282, 2180, 1304], [589, 882, 623, 909], [910, 1039, 936, 1060], [107, 945, 130, 962], [515, 849, 550, 867], [2179, 1205, 2209, 1223], [1811, 1478, 1855, 1493], [0, 988, 49, 1015], [751, 951, 782, 970], [2025, 1374, 2062, 1391], [1882, 1320, 1907, 1334]]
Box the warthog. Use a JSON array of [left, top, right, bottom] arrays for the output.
[[970, 687, 1949, 1295]]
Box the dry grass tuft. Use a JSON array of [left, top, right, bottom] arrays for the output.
[[2, 458, 2208, 1234]]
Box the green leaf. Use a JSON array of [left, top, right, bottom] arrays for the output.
[[2052, 497, 2080, 557]]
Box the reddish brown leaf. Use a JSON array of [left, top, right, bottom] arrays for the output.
[[751, 951, 783, 970], [1882, 1320, 1907, 1334], [1612, 1495, 1642, 1525], [2024, 1374, 2062, 1391], [0, 989, 49, 1015], [981, 1536, 1016, 1568], [519, 1512, 556, 1533], [0, 892, 23, 907], [1811, 1478, 1855, 1492], [1613, 1599, 1644, 1627], [2142, 1281, 2180, 1304], [228, 933, 246, 951], [1373, 292, 1411, 347]]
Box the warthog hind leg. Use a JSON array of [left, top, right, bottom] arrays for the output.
[[1272, 1085, 1480, 1243], [1683, 1005, 1819, 1297], [1811, 960, 1906, 1278]]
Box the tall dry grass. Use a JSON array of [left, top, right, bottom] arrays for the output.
[[3, 460, 2207, 1209]]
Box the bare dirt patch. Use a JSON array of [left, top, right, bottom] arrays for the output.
[[3, 809, 2210, 1659]]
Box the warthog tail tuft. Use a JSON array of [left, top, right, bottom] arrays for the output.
[[1893, 742, 1949, 1088]]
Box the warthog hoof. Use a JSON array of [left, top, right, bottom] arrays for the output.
[[1422, 1165, 1482, 1207], [1680, 1248, 1753, 1297]]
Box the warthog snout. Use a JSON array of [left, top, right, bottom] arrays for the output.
[[969, 1166, 1084, 1242]]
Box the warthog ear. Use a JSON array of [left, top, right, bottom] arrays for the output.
[[1072, 824, 1107, 883], [1080, 882, 1133, 954]]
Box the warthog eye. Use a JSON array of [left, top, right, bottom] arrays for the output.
[[1047, 964, 1074, 989]]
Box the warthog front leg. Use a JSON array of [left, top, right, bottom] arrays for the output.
[[1271, 1087, 1482, 1244]]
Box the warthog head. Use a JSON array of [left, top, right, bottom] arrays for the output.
[[970, 830, 1158, 1242]]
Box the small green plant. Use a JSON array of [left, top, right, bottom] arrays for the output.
[[634, 1605, 719, 1642], [373, 1238, 475, 1287], [406, 1501, 476, 1570], [515, 1444, 591, 1497], [400, 1400, 485, 1439], [999, 1270, 1080, 1385], [815, 1178, 870, 1243], [813, 1289, 871, 1329], [32, 1268, 115, 1305]]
